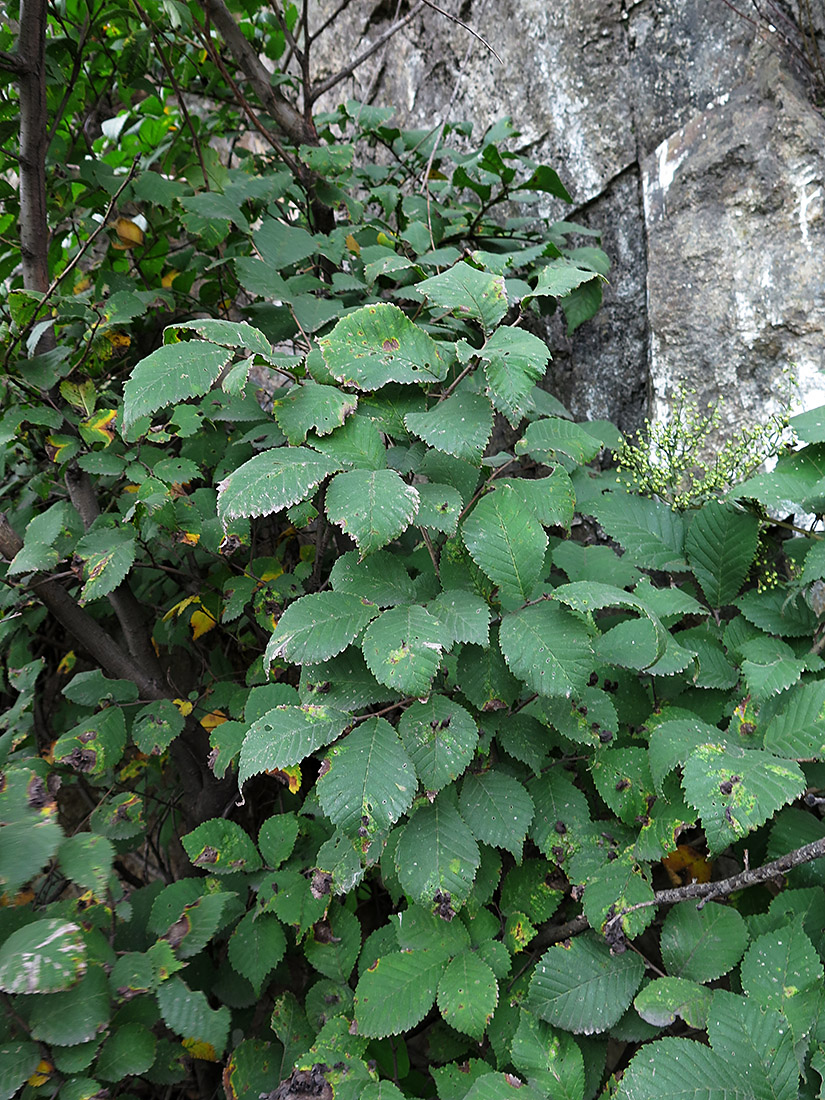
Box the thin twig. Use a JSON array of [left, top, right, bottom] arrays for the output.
[[3, 158, 139, 369], [420, 0, 502, 64], [310, 1, 426, 102]]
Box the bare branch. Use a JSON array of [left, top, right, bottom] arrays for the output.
[[199, 0, 317, 145], [0, 49, 28, 75], [420, 0, 502, 64], [310, 1, 426, 103]]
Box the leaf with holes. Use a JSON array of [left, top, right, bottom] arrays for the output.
[[682, 743, 805, 856], [239, 704, 350, 785], [458, 771, 534, 860], [398, 695, 479, 794], [395, 795, 480, 909], [182, 818, 262, 874], [325, 468, 419, 555], [517, 417, 602, 465], [499, 603, 593, 698], [617, 1037, 751, 1100], [266, 592, 379, 665], [428, 589, 491, 647], [361, 604, 448, 696], [462, 486, 547, 602], [317, 717, 415, 844], [74, 527, 137, 604], [405, 392, 493, 464], [437, 952, 498, 1039], [218, 447, 341, 522], [511, 1009, 585, 1100], [354, 949, 448, 1038], [481, 327, 550, 427], [319, 303, 450, 389], [529, 933, 644, 1035], [272, 383, 357, 444], [417, 263, 507, 333]]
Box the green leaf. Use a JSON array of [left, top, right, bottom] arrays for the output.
[[737, 587, 819, 639], [319, 303, 450, 389], [317, 717, 415, 843], [739, 637, 807, 702], [461, 485, 547, 601], [326, 468, 419, 554], [582, 854, 655, 939], [428, 589, 491, 646], [0, 1043, 40, 1100], [228, 912, 286, 994], [254, 216, 317, 267], [529, 933, 644, 1034], [123, 342, 231, 430], [272, 382, 357, 444], [58, 833, 114, 900], [497, 468, 575, 528], [530, 261, 603, 299], [300, 648, 400, 712], [740, 923, 823, 1044], [156, 975, 230, 1059], [239, 704, 350, 784], [647, 716, 728, 793], [634, 977, 712, 1029], [267, 592, 379, 665], [405, 392, 494, 464], [270, 992, 314, 1071], [437, 952, 498, 1039], [95, 1022, 156, 1081], [685, 501, 759, 607], [217, 446, 341, 522], [395, 795, 480, 909], [457, 629, 521, 709], [617, 1037, 750, 1100], [53, 706, 127, 776], [499, 603, 593, 697], [258, 813, 299, 868], [330, 550, 416, 606], [682, 744, 805, 855], [464, 1073, 543, 1100], [590, 491, 687, 570], [132, 698, 185, 755], [529, 771, 591, 858], [458, 771, 534, 860], [0, 919, 85, 993], [764, 680, 825, 759], [500, 860, 562, 922], [361, 605, 448, 696], [417, 263, 508, 333], [660, 902, 749, 982], [517, 417, 602, 464], [515, 165, 572, 201], [393, 904, 471, 955], [511, 1009, 585, 1100], [708, 991, 799, 1100], [591, 746, 654, 825], [62, 669, 137, 707], [304, 904, 362, 983], [415, 482, 464, 535], [262, 869, 326, 933], [29, 966, 109, 1045], [398, 695, 479, 794], [481, 327, 550, 427], [354, 949, 447, 1038], [736, 443, 825, 511], [74, 527, 137, 603], [181, 818, 262, 874], [309, 411, 388, 471]]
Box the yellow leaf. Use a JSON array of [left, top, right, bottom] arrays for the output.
[[73, 274, 92, 294], [179, 531, 200, 546], [112, 216, 144, 249], [45, 435, 73, 463], [662, 844, 711, 887], [191, 607, 217, 640], [174, 698, 194, 717], [79, 408, 118, 446], [57, 650, 77, 675], [104, 330, 131, 348], [376, 231, 396, 249], [182, 1037, 219, 1062], [345, 233, 360, 255], [260, 566, 284, 582], [200, 709, 227, 733], [27, 1061, 54, 1086], [266, 764, 301, 794], [163, 594, 200, 622], [162, 269, 180, 288]]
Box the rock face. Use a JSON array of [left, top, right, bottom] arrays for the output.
[[312, 0, 825, 435]]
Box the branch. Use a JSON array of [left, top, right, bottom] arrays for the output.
[[309, 1, 426, 102], [0, 513, 165, 699], [199, 0, 317, 145], [0, 50, 28, 75], [419, 0, 502, 64]]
